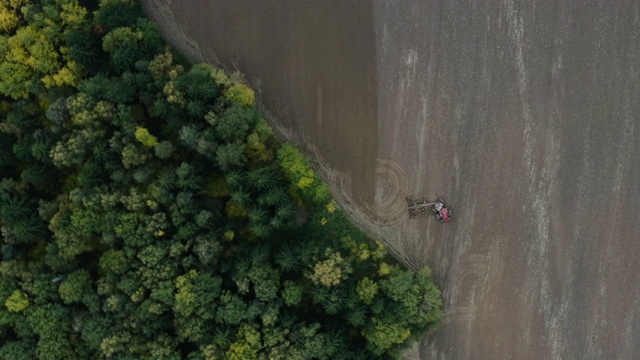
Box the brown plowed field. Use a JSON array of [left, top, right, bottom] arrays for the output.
[[142, 1, 640, 359]]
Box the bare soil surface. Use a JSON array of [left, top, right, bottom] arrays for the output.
[[142, 1, 640, 359]]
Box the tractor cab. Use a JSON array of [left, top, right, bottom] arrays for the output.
[[436, 206, 451, 222]]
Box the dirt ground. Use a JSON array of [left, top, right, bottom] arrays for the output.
[[142, 1, 640, 359]]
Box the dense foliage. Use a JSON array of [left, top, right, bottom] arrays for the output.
[[0, 1, 441, 359]]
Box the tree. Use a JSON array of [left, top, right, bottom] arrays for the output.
[[101, 14, 161, 72], [0, 132, 16, 169], [65, 24, 105, 71], [224, 83, 254, 107], [78, 75, 136, 105], [214, 104, 259, 142], [216, 141, 246, 171], [226, 327, 261, 360], [174, 269, 197, 317], [246, 164, 278, 191], [58, 269, 99, 312], [96, 0, 141, 32], [277, 143, 331, 203], [102, 26, 142, 72], [0, 192, 48, 245], [245, 127, 274, 162], [248, 264, 280, 302], [0, 341, 36, 360], [5, 289, 29, 312], [154, 140, 175, 159], [308, 248, 351, 287], [281, 281, 303, 307], [363, 318, 411, 356], [173, 63, 220, 105], [134, 127, 158, 147], [121, 143, 151, 169], [100, 249, 129, 275], [216, 292, 248, 325], [356, 277, 378, 305], [45, 97, 70, 123]]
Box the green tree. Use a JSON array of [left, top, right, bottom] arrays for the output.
[[102, 27, 141, 71], [281, 281, 303, 307], [0, 342, 36, 360], [96, 0, 141, 32], [215, 104, 259, 142], [65, 24, 105, 71], [363, 318, 411, 356], [154, 140, 175, 159], [356, 277, 378, 305], [226, 325, 262, 360], [58, 269, 99, 312], [248, 264, 280, 302], [216, 141, 246, 171], [45, 97, 70, 123], [174, 269, 197, 317]]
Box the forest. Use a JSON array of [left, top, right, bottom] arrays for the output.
[[0, 1, 442, 359]]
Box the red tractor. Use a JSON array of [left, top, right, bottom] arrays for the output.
[[406, 195, 453, 222]]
